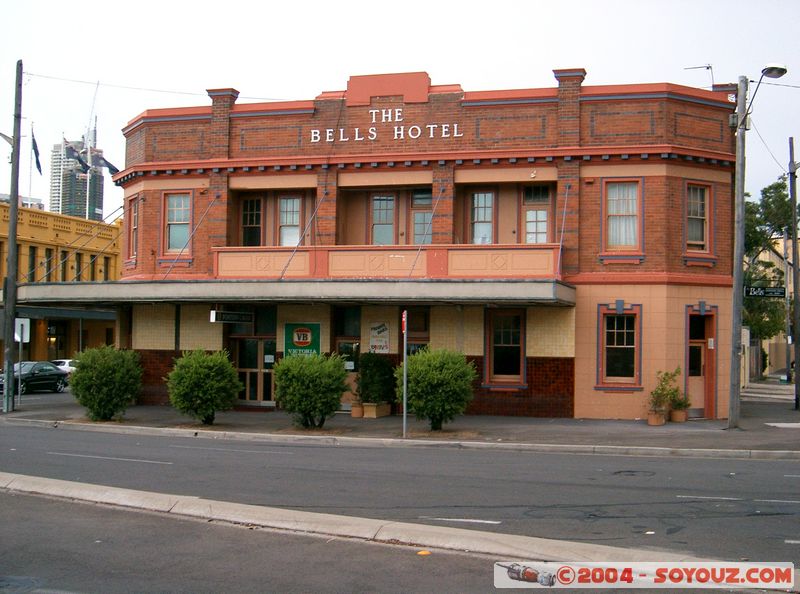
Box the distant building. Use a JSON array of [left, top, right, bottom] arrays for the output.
[[0, 194, 44, 210], [49, 139, 105, 221], [0, 203, 121, 361]]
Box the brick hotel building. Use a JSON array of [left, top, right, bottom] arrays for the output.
[[17, 69, 737, 418]]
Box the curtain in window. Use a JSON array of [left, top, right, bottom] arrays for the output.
[[607, 182, 638, 247]]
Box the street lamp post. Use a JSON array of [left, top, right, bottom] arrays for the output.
[[789, 137, 799, 411], [729, 64, 787, 429]]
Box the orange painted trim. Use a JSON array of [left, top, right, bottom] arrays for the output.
[[231, 100, 316, 114], [582, 83, 733, 104], [463, 88, 557, 102], [565, 272, 732, 286], [114, 144, 735, 184]]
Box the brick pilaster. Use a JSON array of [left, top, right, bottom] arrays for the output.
[[556, 161, 581, 276], [207, 88, 239, 160], [432, 162, 455, 243], [553, 69, 586, 147], [315, 168, 338, 246]]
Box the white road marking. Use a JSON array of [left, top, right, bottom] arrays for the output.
[[784, 475, 800, 478], [47, 452, 172, 465], [785, 540, 800, 544], [169, 445, 293, 455], [419, 516, 502, 525], [755, 499, 800, 504], [676, 495, 742, 501]]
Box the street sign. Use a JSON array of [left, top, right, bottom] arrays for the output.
[[14, 318, 30, 343], [743, 286, 785, 298]]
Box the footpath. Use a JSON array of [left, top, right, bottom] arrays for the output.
[[3, 378, 799, 459], [1, 379, 799, 587]]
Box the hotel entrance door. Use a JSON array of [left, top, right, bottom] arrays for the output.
[[236, 338, 276, 406]]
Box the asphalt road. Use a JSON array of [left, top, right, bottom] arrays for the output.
[[0, 491, 492, 594], [1, 423, 798, 564]]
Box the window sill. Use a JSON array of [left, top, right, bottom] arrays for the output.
[[599, 252, 644, 264], [683, 253, 717, 267], [482, 383, 528, 392], [594, 384, 643, 392]]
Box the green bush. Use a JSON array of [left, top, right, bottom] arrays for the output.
[[274, 353, 347, 428], [649, 367, 682, 412], [395, 348, 477, 430], [167, 350, 243, 425], [71, 346, 142, 421], [356, 353, 395, 403]]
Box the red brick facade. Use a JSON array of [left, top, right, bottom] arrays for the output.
[[113, 69, 736, 419]]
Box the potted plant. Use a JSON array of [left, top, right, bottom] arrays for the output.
[[356, 353, 394, 418], [669, 390, 691, 423], [648, 367, 682, 426]]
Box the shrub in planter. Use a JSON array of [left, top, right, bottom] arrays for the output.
[[649, 367, 683, 425], [71, 346, 142, 421], [395, 348, 477, 431], [274, 353, 347, 429], [356, 352, 395, 404], [167, 350, 242, 425]]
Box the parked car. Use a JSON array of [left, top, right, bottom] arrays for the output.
[[0, 361, 69, 394], [51, 359, 77, 377]]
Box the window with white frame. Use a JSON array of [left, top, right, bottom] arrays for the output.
[[279, 196, 301, 246], [166, 193, 190, 252], [687, 185, 708, 252], [471, 191, 493, 244], [605, 181, 639, 250], [371, 194, 395, 245]]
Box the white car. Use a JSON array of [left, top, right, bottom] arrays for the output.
[[51, 359, 76, 377]]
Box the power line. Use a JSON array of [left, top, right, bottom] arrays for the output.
[[23, 71, 287, 102], [750, 117, 788, 174]]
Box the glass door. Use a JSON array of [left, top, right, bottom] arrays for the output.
[[236, 338, 276, 406]]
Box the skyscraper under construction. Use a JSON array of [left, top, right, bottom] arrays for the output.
[[49, 138, 105, 221]]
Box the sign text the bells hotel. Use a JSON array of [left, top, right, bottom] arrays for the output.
[[310, 107, 464, 144]]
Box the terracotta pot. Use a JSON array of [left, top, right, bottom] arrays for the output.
[[647, 411, 666, 426], [350, 402, 364, 418], [669, 409, 688, 423]]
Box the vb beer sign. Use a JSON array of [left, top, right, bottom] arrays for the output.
[[284, 323, 321, 357]]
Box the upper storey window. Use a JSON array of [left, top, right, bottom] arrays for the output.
[[411, 189, 433, 245], [523, 186, 550, 244], [471, 191, 494, 244], [279, 196, 301, 246], [687, 184, 709, 252], [166, 193, 191, 252], [241, 198, 262, 246], [371, 194, 395, 245], [604, 181, 639, 251]]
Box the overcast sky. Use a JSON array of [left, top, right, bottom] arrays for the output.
[[1, 0, 798, 220]]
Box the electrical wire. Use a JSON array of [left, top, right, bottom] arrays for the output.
[[24, 71, 287, 102]]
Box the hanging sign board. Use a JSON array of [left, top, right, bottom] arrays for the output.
[[210, 310, 254, 323], [284, 323, 321, 357]]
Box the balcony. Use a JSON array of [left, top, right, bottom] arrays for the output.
[[214, 244, 560, 280], [208, 244, 575, 306]]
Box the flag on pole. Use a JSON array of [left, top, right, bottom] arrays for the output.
[[93, 153, 120, 175], [64, 141, 90, 173], [31, 128, 42, 175]]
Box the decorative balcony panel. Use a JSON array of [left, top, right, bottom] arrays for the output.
[[214, 244, 558, 280]]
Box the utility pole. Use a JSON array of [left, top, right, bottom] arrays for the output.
[[729, 75, 748, 429], [3, 60, 22, 413], [789, 137, 799, 411]]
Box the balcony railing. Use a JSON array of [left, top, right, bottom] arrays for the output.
[[213, 244, 559, 280]]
